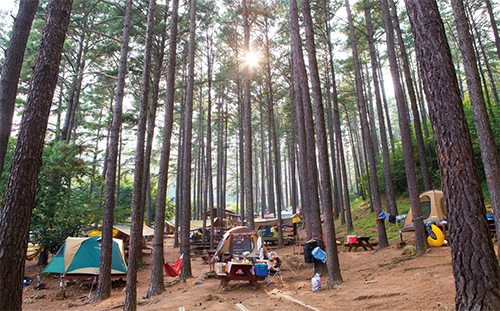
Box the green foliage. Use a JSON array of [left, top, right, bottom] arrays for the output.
[[165, 197, 175, 221], [30, 141, 100, 253]]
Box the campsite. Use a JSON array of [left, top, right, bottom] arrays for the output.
[[21, 219, 457, 311], [2, 0, 500, 310], [20, 195, 460, 311]]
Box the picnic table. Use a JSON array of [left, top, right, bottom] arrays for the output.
[[344, 236, 378, 252], [216, 262, 266, 288]]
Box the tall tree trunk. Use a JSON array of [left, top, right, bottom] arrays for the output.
[[124, 0, 155, 309], [451, 0, 500, 258], [345, 110, 362, 198], [174, 94, 185, 248], [144, 3, 168, 226], [242, 0, 254, 229], [376, 52, 396, 153], [0, 0, 39, 175], [96, 95, 114, 227], [467, 5, 500, 105], [324, 69, 341, 221], [263, 18, 283, 245], [346, 0, 388, 248], [364, 67, 379, 156], [94, 0, 132, 301], [484, 0, 500, 61], [259, 98, 267, 216], [147, 0, 179, 297], [301, 0, 341, 283], [364, 2, 397, 216], [216, 95, 223, 221], [289, 56, 312, 236], [405, 0, 500, 308], [289, 82, 299, 238], [388, 0, 431, 191], [115, 127, 123, 208], [322, 13, 342, 220], [238, 78, 245, 224], [327, 33, 353, 229], [470, 29, 495, 119], [204, 32, 214, 247], [90, 107, 104, 196], [223, 100, 229, 215], [415, 63, 433, 158], [179, 0, 197, 280], [60, 34, 86, 142], [266, 98, 275, 217], [290, 0, 322, 243], [0, 1, 72, 309], [380, 0, 427, 254]]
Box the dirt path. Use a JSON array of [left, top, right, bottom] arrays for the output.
[[22, 236, 455, 311]]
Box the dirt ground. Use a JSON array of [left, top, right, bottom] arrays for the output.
[[22, 233, 456, 311]]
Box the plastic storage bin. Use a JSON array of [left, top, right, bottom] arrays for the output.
[[254, 263, 268, 276]]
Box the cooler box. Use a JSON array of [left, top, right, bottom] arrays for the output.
[[254, 263, 268, 276], [347, 235, 357, 244]]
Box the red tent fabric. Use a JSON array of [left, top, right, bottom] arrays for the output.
[[164, 256, 183, 277]]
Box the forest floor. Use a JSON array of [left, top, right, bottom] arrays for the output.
[[22, 229, 457, 311]]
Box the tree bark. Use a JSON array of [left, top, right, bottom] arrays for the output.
[[289, 82, 299, 237], [179, 0, 197, 280], [376, 52, 395, 154], [290, 0, 323, 244], [238, 78, 245, 225], [380, 0, 427, 254], [147, 0, 179, 297], [467, 5, 500, 105], [144, 3, 168, 226], [203, 31, 214, 244], [259, 98, 267, 216], [301, 0, 342, 284], [405, 0, 500, 308], [388, 0, 431, 191], [0, 1, 72, 308], [263, 17, 283, 245], [451, 0, 500, 258], [364, 1, 397, 216], [484, 0, 500, 61], [124, 0, 156, 309], [60, 34, 86, 142], [346, 0, 388, 248], [93, 0, 132, 301], [242, 0, 254, 229], [0, 0, 39, 175]]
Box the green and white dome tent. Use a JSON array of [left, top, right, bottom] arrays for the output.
[[43, 235, 127, 276]]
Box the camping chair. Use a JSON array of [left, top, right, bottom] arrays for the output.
[[266, 257, 283, 285], [266, 266, 283, 285]]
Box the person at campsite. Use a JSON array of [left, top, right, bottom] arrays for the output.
[[269, 256, 281, 273]]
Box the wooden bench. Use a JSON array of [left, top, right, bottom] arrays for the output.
[[344, 237, 378, 252]]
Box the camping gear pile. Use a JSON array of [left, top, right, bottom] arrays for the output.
[[211, 226, 270, 288]]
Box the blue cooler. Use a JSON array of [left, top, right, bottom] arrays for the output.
[[254, 263, 268, 276]]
